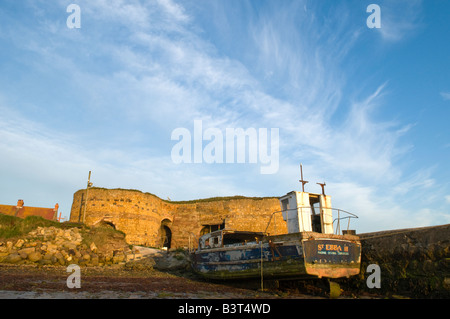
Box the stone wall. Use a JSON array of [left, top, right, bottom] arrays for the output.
[[339, 224, 450, 298], [69, 188, 286, 248]]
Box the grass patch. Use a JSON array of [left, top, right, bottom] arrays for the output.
[[0, 214, 124, 248], [0, 214, 62, 239], [75, 187, 278, 204]]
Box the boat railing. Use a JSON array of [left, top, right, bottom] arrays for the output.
[[332, 208, 359, 235], [264, 207, 358, 235], [264, 209, 283, 234]]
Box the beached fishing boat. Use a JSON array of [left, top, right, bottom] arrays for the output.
[[191, 170, 361, 280]]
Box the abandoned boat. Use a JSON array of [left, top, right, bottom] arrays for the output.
[[191, 183, 361, 280]]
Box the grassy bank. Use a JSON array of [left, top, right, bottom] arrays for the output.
[[0, 214, 63, 239], [0, 214, 125, 248]]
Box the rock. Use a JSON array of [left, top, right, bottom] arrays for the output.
[[63, 230, 73, 240], [43, 252, 53, 260], [68, 249, 76, 256], [63, 242, 78, 251], [104, 254, 112, 262], [73, 234, 82, 244], [46, 243, 58, 253], [112, 253, 125, 264], [18, 247, 35, 256], [126, 252, 143, 261], [14, 239, 25, 249], [54, 252, 65, 265], [19, 252, 28, 259], [444, 277, 450, 290], [39, 259, 53, 265], [28, 252, 42, 262], [82, 253, 91, 261], [90, 242, 97, 253], [124, 257, 156, 271], [5, 253, 22, 264], [90, 254, 99, 266], [153, 251, 189, 271]]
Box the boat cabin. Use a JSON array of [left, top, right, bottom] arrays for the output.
[[198, 230, 265, 250], [279, 191, 333, 234]]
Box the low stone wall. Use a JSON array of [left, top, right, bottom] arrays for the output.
[[340, 224, 450, 298], [0, 226, 135, 267]]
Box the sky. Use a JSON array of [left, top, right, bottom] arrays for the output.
[[0, 0, 449, 233]]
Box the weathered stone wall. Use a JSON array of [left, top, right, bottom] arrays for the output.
[[339, 224, 450, 298], [69, 188, 285, 248]]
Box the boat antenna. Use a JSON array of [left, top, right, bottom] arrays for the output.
[[299, 163, 309, 192], [317, 182, 326, 195]]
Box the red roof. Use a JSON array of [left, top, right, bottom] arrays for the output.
[[0, 204, 57, 221]]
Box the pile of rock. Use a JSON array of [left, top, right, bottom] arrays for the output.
[[0, 226, 137, 267], [123, 246, 191, 272]]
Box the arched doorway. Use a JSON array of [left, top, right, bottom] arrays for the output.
[[162, 225, 172, 249], [99, 221, 116, 229], [160, 218, 172, 249]]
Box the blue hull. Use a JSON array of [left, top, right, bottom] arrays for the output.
[[192, 243, 305, 280], [192, 232, 361, 280]]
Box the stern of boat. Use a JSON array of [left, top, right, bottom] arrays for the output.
[[302, 237, 361, 279]]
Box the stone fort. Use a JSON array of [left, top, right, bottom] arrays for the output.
[[69, 187, 287, 249]]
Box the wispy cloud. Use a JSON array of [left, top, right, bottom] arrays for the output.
[[0, 0, 446, 231], [440, 92, 450, 101], [376, 0, 423, 42]]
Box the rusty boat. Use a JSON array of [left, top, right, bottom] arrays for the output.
[[191, 170, 361, 281]]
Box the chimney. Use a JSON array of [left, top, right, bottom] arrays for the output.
[[16, 199, 24, 208], [54, 203, 59, 212]]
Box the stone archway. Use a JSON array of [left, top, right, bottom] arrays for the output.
[[160, 218, 172, 249], [162, 225, 172, 249], [99, 221, 116, 229], [93, 216, 117, 230]]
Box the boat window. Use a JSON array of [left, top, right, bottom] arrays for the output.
[[281, 198, 289, 211], [213, 237, 219, 246], [309, 194, 322, 233], [223, 233, 261, 246], [204, 238, 210, 248], [200, 222, 225, 236]]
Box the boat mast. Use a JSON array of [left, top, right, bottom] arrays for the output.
[[299, 163, 309, 192]]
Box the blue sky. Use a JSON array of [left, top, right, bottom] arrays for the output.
[[0, 0, 449, 232]]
